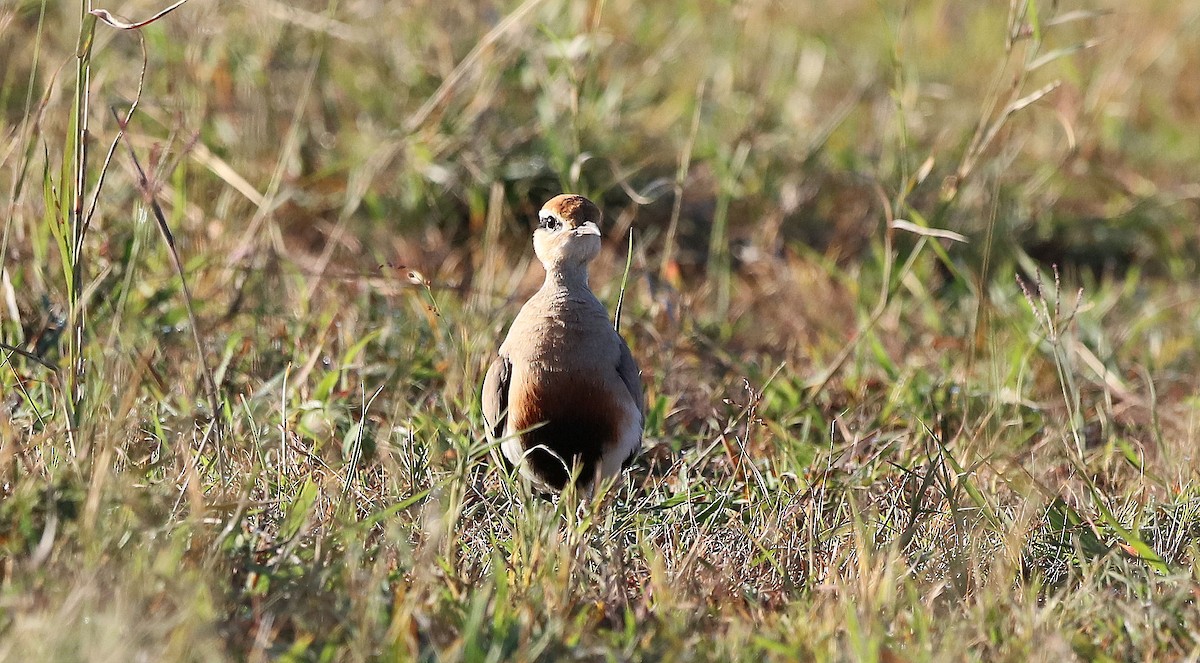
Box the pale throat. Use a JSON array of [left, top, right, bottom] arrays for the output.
[[542, 259, 591, 290]]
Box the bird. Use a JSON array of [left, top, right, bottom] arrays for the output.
[[481, 194, 645, 495]]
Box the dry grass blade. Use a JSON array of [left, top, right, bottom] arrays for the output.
[[1004, 80, 1062, 114], [254, 0, 368, 43], [1046, 9, 1112, 26], [90, 0, 194, 31], [659, 79, 705, 281], [1028, 40, 1102, 72], [115, 112, 223, 447], [81, 34, 148, 242], [0, 341, 59, 372], [890, 219, 968, 243], [403, 0, 549, 134], [181, 138, 265, 208]]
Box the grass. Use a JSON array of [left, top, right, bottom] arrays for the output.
[[2, 0, 1200, 660]]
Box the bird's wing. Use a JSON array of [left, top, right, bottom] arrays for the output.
[[481, 354, 512, 440], [616, 338, 645, 470], [617, 337, 645, 422]]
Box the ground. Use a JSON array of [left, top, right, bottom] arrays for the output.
[[1, 0, 1199, 661]]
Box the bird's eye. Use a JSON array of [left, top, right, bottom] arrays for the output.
[[539, 215, 562, 231]]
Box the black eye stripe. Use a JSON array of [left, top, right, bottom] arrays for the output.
[[539, 215, 562, 230]]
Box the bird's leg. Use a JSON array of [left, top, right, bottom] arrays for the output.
[[590, 470, 603, 503]]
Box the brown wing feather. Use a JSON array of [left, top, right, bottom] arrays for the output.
[[481, 354, 511, 440], [616, 338, 645, 469], [617, 338, 645, 421]]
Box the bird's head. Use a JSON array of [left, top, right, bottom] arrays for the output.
[[533, 194, 602, 270]]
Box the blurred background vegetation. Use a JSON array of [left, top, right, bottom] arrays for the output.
[[2, 0, 1200, 660]]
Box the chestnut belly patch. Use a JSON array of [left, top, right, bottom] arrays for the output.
[[511, 374, 622, 490]]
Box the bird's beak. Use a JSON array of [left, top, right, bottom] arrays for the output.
[[575, 221, 601, 237]]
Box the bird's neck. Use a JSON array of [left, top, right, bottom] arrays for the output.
[[544, 263, 590, 291]]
